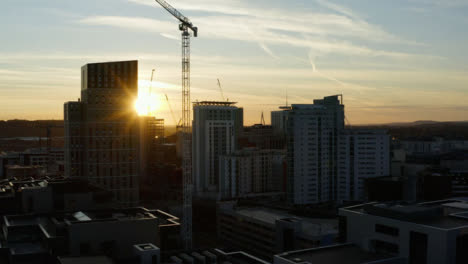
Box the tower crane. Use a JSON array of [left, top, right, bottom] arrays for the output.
[[165, 94, 180, 127], [148, 69, 155, 115], [151, 68, 180, 127], [217, 78, 225, 101], [152, 0, 197, 250]]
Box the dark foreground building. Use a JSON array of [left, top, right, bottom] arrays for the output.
[[0, 207, 180, 263], [64, 60, 140, 206]]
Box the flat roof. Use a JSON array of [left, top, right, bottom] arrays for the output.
[[342, 198, 468, 229], [9, 242, 47, 255], [85, 60, 137, 66], [193, 101, 237, 106], [234, 207, 338, 237], [4, 207, 178, 228], [58, 256, 114, 264], [276, 244, 396, 264]]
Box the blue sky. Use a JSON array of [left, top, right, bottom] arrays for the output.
[[1, 0, 468, 125]]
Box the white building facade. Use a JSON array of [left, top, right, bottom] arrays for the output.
[[337, 130, 390, 202], [192, 101, 243, 199], [339, 199, 468, 264], [286, 95, 345, 205], [285, 95, 390, 205], [219, 148, 285, 199]]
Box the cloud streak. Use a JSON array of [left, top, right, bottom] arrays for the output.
[[111, 0, 430, 60], [78, 15, 433, 60]]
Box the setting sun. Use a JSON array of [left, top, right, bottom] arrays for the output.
[[134, 90, 162, 116]]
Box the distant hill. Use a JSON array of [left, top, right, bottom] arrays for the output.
[[2, 119, 468, 141], [354, 121, 468, 140], [0, 120, 179, 138], [0, 120, 64, 138], [357, 120, 468, 127]]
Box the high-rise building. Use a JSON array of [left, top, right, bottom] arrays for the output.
[[285, 95, 391, 205], [337, 129, 390, 202], [192, 101, 243, 199], [240, 124, 286, 150], [64, 101, 83, 178], [64, 60, 139, 206], [139, 116, 164, 184], [271, 107, 290, 135], [219, 148, 286, 199], [286, 95, 345, 205]]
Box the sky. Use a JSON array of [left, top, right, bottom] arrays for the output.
[[1, 0, 468, 125]]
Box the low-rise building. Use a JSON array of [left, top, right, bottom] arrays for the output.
[[0, 177, 113, 215], [0, 207, 180, 263], [166, 248, 270, 264], [339, 198, 468, 264], [217, 201, 338, 260], [274, 244, 405, 264]]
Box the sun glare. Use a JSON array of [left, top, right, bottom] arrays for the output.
[[134, 86, 162, 116]]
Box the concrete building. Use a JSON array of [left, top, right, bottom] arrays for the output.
[[337, 129, 391, 202], [0, 177, 113, 215], [271, 107, 291, 135], [274, 244, 405, 264], [64, 60, 140, 206], [339, 199, 468, 264], [0, 152, 20, 179], [284, 95, 391, 205], [139, 116, 164, 184], [166, 248, 270, 264], [64, 101, 83, 179], [400, 137, 468, 155], [0, 207, 180, 263], [3, 165, 45, 179], [217, 201, 338, 260], [240, 124, 286, 150], [1, 148, 64, 179], [219, 148, 286, 199], [192, 101, 243, 199], [286, 95, 345, 205]]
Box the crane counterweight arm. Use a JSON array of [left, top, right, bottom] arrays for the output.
[[153, 0, 198, 36]]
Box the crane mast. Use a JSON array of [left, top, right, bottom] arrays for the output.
[[153, 0, 197, 250]]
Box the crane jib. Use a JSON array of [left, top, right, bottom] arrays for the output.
[[154, 0, 197, 36]]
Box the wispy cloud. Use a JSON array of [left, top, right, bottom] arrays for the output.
[[409, 0, 468, 7], [77, 15, 431, 60], [307, 50, 376, 93], [106, 0, 429, 60]]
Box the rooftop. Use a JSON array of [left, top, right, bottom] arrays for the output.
[[4, 207, 179, 229], [342, 198, 468, 229], [167, 249, 270, 264], [193, 101, 237, 106], [58, 256, 114, 264], [275, 244, 399, 264], [232, 207, 338, 237]]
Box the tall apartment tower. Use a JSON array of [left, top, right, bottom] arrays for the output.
[[64, 60, 139, 206], [337, 129, 390, 202], [64, 101, 83, 178], [271, 106, 291, 135], [192, 101, 243, 199], [286, 95, 344, 205]]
